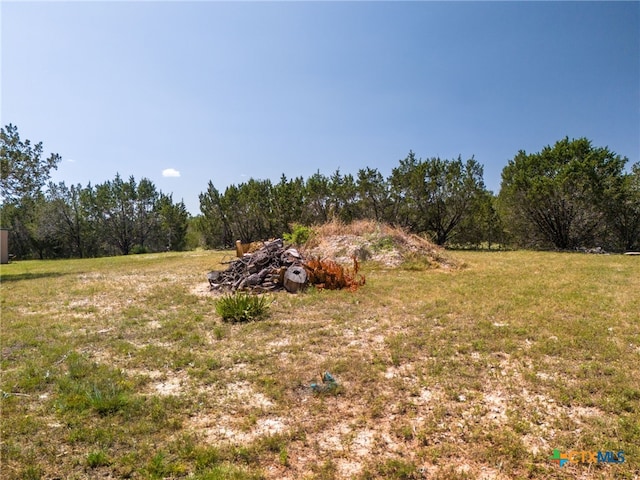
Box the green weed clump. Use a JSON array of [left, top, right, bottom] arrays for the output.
[[283, 223, 314, 246], [214, 293, 271, 323], [87, 450, 110, 468]]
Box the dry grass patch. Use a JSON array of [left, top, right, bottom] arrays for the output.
[[302, 219, 460, 269]]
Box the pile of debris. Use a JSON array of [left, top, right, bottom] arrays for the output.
[[302, 219, 459, 269], [206, 238, 365, 293], [207, 239, 307, 293]]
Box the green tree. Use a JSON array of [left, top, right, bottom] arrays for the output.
[[500, 137, 627, 250], [272, 174, 305, 235], [481, 193, 507, 249], [92, 174, 137, 255], [1, 124, 61, 204], [604, 162, 640, 251], [390, 152, 487, 245], [46, 182, 96, 257], [388, 151, 420, 230], [133, 178, 160, 251], [303, 171, 331, 225], [198, 181, 233, 248], [221, 184, 252, 243], [237, 178, 275, 240], [328, 169, 359, 222], [356, 167, 390, 222], [156, 194, 189, 251], [15, 194, 62, 259], [1, 124, 63, 258], [455, 191, 506, 249]]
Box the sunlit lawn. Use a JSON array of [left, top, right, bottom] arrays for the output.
[[1, 250, 638, 479]]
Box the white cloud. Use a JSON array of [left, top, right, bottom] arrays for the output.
[[162, 168, 181, 178]]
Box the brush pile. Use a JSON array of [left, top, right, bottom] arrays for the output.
[[304, 257, 365, 292], [206, 238, 365, 293], [302, 219, 459, 269]]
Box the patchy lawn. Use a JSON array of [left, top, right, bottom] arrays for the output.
[[1, 249, 638, 479]]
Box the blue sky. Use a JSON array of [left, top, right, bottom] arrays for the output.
[[2, 1, 639, 215]]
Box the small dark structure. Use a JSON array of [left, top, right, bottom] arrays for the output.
[[0, 229, 9, 264]]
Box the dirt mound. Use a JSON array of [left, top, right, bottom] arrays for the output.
[[300, 220, 459, 269]]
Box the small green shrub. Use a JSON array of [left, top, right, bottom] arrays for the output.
[[146, 451, 169, 478], [13, 362, 54, 392], [87, 450, 110, 468], [283, 224, 314, 246], [66, 352, 92, 379], [55, 353, 132, 416], [214, 293, 271, 323], [400, 252, 435, 271], [371, 235, 395, 252], [131, 245, 150, 254], [278, 447, 289, 466], [191, 464, 263, 480], [377, 458, 419, 479], [21, 465, 43, 480], [213, 325, 225, 340], [86, 380, 129, 415]]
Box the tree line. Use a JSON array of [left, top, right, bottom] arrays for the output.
[[1, 125, 189, 259], [2, 123, 639, 259], [195, 154, 498, 248], [196, 140, 639, 252], [1, 175, 189, 259]]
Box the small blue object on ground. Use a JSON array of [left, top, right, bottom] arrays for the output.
[[311, 371, 339, 393]]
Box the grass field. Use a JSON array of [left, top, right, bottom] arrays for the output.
[[1, 250, 639, 479]]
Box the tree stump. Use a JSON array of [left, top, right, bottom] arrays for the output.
[[283, 265, 307, 293]]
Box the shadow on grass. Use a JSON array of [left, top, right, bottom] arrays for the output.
[[0, 271, 71, 283]]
